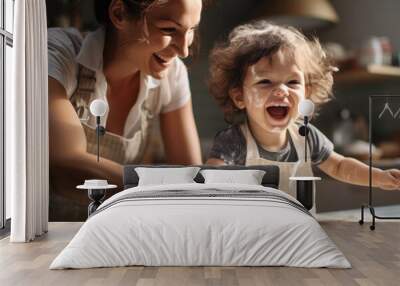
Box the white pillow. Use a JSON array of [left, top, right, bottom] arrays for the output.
[[200, 169, 266, 185], [135, 167, 200, 186]]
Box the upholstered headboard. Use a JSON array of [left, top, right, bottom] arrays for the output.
[[123, 165, 280, 189]]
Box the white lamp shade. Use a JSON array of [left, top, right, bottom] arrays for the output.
[[298, 99, 315, 117], [256, 0, 339, 31], [89, 99, 108, 117]]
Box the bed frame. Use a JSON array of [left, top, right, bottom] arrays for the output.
[[123, 165, 280, 189]]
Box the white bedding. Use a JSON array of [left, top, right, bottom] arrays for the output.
[[50, 183, 351, 269]]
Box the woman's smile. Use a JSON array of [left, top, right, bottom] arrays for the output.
[[153, 53, 174, 69]]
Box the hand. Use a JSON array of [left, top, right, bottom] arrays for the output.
[[376, 169, 400, 190]]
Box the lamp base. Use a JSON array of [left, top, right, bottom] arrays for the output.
[[289, 177, 321, 211], [87, 189, 106, 216], [296, 180, 313, 210]]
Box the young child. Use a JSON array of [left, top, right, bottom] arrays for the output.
[[206, 20, 400, 197]]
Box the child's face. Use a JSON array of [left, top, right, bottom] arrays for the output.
[[232, 49, 306, 134]]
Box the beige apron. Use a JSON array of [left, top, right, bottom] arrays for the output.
[[240, 121, 314, 199], [70, 65, 164, 164]]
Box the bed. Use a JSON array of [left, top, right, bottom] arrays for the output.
[[50, 165, 350, 269]]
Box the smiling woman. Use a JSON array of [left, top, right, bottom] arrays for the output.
[[48, 0, 206, 221]]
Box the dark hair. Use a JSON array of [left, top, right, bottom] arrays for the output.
[[94, 0, 155, 25]]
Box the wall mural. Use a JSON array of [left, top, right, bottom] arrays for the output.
[[46, 0, 400, 222]]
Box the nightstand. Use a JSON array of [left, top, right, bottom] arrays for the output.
[[77, 180, 117, 216], [289, 176, 321, 210]]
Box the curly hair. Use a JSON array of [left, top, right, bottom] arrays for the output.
[[95, 0, 213, 24], [208, 20, 336, 124]]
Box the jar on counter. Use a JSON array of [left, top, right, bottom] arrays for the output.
[[333, 109, 355, 148], [358, 36, 392, 67]]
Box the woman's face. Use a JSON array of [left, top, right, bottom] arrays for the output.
[[118, 0, 202, 79], [235, 49, 306, 134]]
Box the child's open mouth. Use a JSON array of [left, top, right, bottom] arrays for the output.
[[266, 106, 289, 121]]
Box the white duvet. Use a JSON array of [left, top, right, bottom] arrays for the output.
[[50, 183, 351, 269]]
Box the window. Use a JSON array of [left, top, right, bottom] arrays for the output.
[[1, 0, 14, 230]]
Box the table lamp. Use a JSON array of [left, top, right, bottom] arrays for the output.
[[89, 99, 107, 162], [298, 99, 315, 162], [290, 99, 320, 210]]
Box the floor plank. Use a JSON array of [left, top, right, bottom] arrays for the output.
[[0, 221, 399, 286]]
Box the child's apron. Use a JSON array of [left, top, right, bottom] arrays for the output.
[[240, 122, 314, 200], [70, 65, 163, 164]]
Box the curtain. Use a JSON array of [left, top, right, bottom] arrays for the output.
[[7, 0, 49, 242]]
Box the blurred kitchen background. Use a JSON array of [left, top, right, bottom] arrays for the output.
[[46, 0, 400, 212]]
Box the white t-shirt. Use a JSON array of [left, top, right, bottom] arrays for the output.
[[47, 27, 191, 138]]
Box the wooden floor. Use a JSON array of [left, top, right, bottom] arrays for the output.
[[1, 221, 400, 286]]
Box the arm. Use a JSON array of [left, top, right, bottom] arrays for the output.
[[205, 126, 245, 166], [318, 151, 400, 190], [160, 99, 202, 165], [49, 77, 123, 185]]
